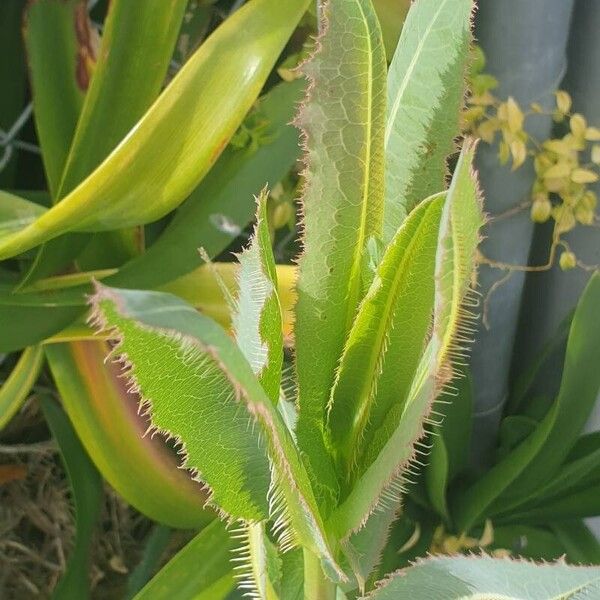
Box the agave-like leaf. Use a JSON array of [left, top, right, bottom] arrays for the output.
[[0, 346, 44, 431], [383, 0, 473, 241], [57, 0, 187, 198], [134, 520, 236, 600], [327, 193, 444, 478], [294, 0, 387, 514], [364, 555, 600, 599], [23, 0, 85, 198], [0, 0, 309, 259], [329, 142, 483, 538], [91, 286, 344, 579], [0, 191, 46, 237], [39, 396, 103, 599], [233, 191, 283, 404]]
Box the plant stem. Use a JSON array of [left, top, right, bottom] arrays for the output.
[[303, 549, 336, 600]]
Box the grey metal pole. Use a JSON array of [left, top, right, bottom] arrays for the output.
[[514, 0, 600, 424], [469, 0, 575, 467]]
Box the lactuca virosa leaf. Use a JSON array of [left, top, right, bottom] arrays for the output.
[[383, 0, 473, 241], [294, 0, 387, 514], [90, 287, 272, 522], [0, 0, 310, 259], [91, 286, 343, 579], [0, 346, 44, 431], [233, 190, 283, 404], [327, 193, 444, 481], [365, 555, 600, 600], [329, 142, 484, 538]]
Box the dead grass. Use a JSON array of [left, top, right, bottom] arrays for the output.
[[0, 398, 189, 599]]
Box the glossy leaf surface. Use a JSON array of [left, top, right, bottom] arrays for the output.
[[0, 0, 309, 258], [40, 397, 103, 600], [0, 346, 44, 430]]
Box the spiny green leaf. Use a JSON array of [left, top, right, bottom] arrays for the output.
[[0, 346, 44, 431], [235, 521, 282, 600], [91, 287, 343, 579], [91, 287, 272, 522], [365, 555, 600, 599], [234, 191, 283, 404], [0, 0, 309, 259], [294, 0, 387, 514], [383, 0, 473, 241], [327, 194, 443, 477], [329, 142, 483, 539]]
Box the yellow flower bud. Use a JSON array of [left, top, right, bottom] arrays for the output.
[[570, 113, 587, 139], [559, 250, 577, 271], [530, 196, 552, 223], [555, 90, 572, 115]]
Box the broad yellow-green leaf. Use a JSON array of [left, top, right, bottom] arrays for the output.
[[60, 0, 187, 269], [0, 191, 46, 238], [23, 0, 85, 198], [233, 191, 283, 403], [327, 194, 443, 478], [294, 0, 387, 514], [329, 143, 483, 538], [58, 0, 187, 197], [0, 0, 309, 259], [113, 79, 305, 289], [0, 346, 44, 430], [91, 286, 343, 580], [383, 0, 473, 240], [45, 341, 211, 529], [365, 555, 600, 599]]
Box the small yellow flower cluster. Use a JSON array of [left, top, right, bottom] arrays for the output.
[[464, 47, 599, 271], [429, 520, 510, 558]]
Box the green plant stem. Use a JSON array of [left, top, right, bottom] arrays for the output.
[[303, 549, 336, 600]]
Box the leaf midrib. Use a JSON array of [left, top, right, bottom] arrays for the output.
[[384, 0, 449, 148], [337, 199, 439, 470], [345, 0, 377, 335]]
